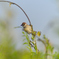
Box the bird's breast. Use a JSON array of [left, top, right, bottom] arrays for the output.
[[24, 26, 32, 34]]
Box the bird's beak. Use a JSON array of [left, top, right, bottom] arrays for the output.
[[21, 24, 22, 26]]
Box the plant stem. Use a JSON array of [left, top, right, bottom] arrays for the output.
[[35, 38, 38, 54], [30, 45, 32, 59], [0, 1, 31, 25], [35, 39, 39, 59], [45, 46, 47, 59], [37, 38, 48, 59]]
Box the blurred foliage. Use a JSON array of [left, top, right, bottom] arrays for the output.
[[0, 20, 45, 59], [0, 1, 59, 59], [0, 20, 59, 59], [22, 31, 59, 59]]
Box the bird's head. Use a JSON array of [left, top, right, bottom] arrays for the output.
[[21, 22, 27, 27]]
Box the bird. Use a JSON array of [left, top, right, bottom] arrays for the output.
[[21, 22, 41, 37], [21, 22, 33, 34]]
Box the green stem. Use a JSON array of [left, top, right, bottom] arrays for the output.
[[29, 42, 33, 59], [34, 38, 39, 59], [45, 46, 47, 59]]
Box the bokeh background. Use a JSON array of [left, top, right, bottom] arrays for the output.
[[0, 0, 59, 59]]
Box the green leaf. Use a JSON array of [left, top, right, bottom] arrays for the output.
[[34, 44, 37, 51], [37, 31, 41, 36], [25, 34, 29, 42], [23, 42, 28, 45], [31, 35, 35, 40], [23, 39, 26, 41], [22, 35, 25, 37], [26, 46, 31, 50], [22, 31, 25, 34]]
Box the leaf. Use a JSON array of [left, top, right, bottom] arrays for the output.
[[32, 52, 36, 55], [23, 42, 28, 45], [22, 31, 25, 34], [32, 31, 36, 36], [37, 31, 41, 36], [26, 46, 31, 50], [31, 35, 35, 40], [22, 35, 25, 37], [43, 35, 46, 39], [25, 34, 30, 42], [23, 39, 26, 41], [34, 44, 37, 50]]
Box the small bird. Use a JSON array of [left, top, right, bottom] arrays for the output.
[[21, 22, 32, 34], [21, 22, 41, 37]]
